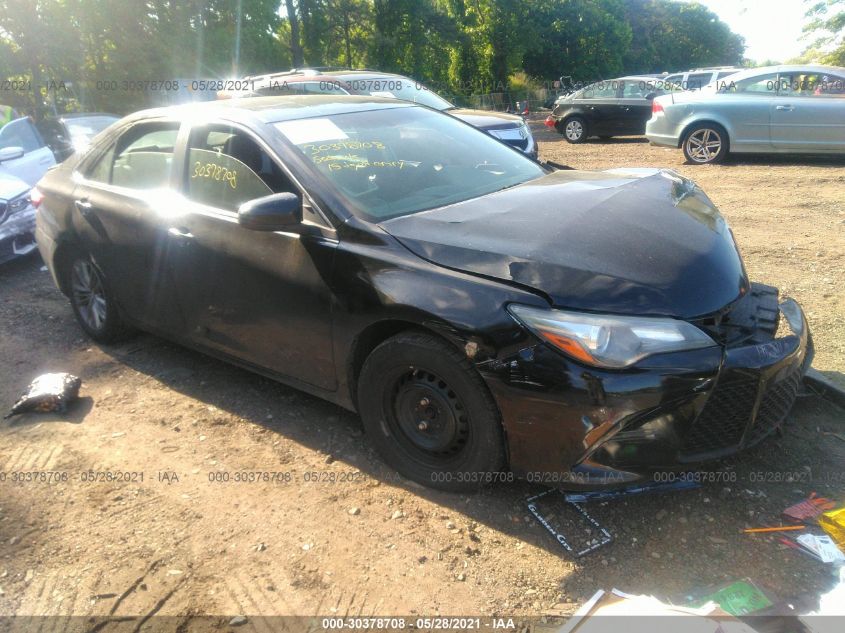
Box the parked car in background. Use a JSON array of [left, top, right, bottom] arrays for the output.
[[0, 117, 57, 263], [36, 113, 120, 162], [661, 67, 744, 91], [0, 117, 56, 186], [225, 69, 537, 158], [647, 65, 845, 164], [36, 95, 811, 491], [546, 76, 674, 142]]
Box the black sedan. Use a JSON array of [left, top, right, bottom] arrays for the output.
[[35, 96, 812, 491], [546, 76, 671, 143]]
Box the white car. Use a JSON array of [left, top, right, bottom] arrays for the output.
[[0, 117, 55, 262]]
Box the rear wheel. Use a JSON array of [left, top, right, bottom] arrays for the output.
[[357, 332, 506, 492], [66, 252, 132, 343], [562, 116, 588, 143], [682, 123, 728, 164]]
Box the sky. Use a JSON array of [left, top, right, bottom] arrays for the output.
[[686, 0, 811, 63]]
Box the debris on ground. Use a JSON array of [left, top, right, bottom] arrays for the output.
[[820, 507, 845, 548], [559, 588, 760, 633], [686, 578, 774, 616], [5, 373, 82, 419], [795, 534, 845, 564], [783, 493, 835, 523]]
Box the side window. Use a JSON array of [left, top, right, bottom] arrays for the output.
[[779, 73, 845, 98], [723, 74, 778, 95], [92, 123, 179, 189], [87, 144, 116, 183], [621, 81, 648, 98], [0, 118, 43, 153], [186, 125, 296, 212], [686, 73, 713, 90], [580, 82, 617, 99]]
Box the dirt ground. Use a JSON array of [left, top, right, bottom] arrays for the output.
[[0, 118, 844, 626]]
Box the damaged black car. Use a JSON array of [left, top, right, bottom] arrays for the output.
[[34, 96, 812, 491]]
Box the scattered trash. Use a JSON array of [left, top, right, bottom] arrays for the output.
[[559, 588, 761, 633], [563, 479, 699, 503], [687, 579, 773, 616], [526, 489, 612, 558], [5, 373, 81, 419], [783, 493, 836, 523], [820, 506, 845, 549], [778, 535, 824, 562], [526, 479, 700, 558], [743, 525, 805, 534], [795, 534, 845, 564]]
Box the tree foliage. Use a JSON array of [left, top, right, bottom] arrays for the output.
[[802, 0, 845, 66], [1, 0, 751, 114]]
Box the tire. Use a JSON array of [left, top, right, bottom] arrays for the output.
[[357, 332, 506, 492], [682, 123, 728, 164], [562, 116, 588, 143], [65, 251, 132, 343]]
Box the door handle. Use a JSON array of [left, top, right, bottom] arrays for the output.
[[775, 105, 794, 111], [168, 226, 194, 241], [74, 199, 93, 218]]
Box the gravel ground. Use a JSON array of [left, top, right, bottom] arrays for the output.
[[0, 122, 843, 624]]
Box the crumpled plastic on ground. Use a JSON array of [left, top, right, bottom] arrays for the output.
[[5, 373, 82, 419]]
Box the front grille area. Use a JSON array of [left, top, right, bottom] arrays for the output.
[[747, 369, 803, 446], [681, 373, 759, 456], [680, 365, 803, 460]]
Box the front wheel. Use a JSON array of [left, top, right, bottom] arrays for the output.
[[66, 253, 132, 343], [682, 123, 728, 164], [357, 332, 506, 492]]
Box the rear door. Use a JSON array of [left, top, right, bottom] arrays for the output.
[[576, 81, 622, 135], [717, 73, 778, 151], [71, 120, 184, 325], [0, 118, 55, 185], [618, 80, 656, 135], [770, 71, 845, 151], [170, 121, 338, 390]]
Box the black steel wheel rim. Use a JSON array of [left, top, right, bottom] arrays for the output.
[[385, 367, 470, 465]]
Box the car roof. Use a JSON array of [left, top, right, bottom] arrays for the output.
[[250, 69, 410, 87], [123, 95, 415, 126], [721, 64, 845, 81]]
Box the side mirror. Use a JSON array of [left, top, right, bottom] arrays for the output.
[[238, 192, 302, 231], [0, 146, 25, 163], [645, 92, 657, 101]]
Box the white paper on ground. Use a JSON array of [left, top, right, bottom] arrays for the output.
[[796, 534, 845, 563]]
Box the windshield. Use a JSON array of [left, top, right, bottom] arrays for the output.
[[342, 76, 454, 110], [274, 106, 545, 221]]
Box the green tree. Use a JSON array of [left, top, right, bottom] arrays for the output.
[[802, 0, 845, 65]]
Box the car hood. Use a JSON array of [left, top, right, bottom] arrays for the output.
[[0, 171, 29, 201], [448, 108, 524, 130], [380, 168, 748, 319]]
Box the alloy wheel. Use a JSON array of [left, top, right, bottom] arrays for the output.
[[565, 119, 584, 141], [685, 128, 722, 163], [71, 259, 108, 332]]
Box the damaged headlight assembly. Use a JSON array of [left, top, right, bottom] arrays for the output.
[[507, 304, 717, 368]]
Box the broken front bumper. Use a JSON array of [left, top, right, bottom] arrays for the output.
[[481, 287, 812, 489], [0, 203, 37, 264]]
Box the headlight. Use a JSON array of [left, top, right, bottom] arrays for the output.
[[508, 304, 716, 368], [488, 124, 530, 143]]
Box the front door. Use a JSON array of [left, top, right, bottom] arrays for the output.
[[171, 122, 338, 391], [770, 72, 845, 151]]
